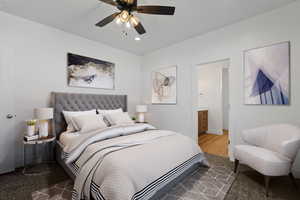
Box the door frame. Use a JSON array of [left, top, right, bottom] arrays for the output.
[[190, 58, 233, 160]]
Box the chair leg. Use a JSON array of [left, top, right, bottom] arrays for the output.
[[289, 172, 298, 188], [234, 159, 239, 173], [264, 176, 271, 197]]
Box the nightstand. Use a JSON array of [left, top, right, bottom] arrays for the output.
[[23, 136, 55, 175]]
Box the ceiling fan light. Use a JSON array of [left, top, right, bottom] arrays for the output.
[[125, 21, 131, 28], [120, 10, 130, 23], [130, 15, 139, 27], [115, 16, 122, 25]]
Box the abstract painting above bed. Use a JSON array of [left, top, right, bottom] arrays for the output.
[[244, 42, 290, 105], [67, 53, 115, 89], [152, 66, 177, 104]]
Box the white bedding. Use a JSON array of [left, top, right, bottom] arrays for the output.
[[59, 124, 208, 200]]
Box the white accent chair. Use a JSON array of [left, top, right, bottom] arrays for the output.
[[234, 124, 300, 196]]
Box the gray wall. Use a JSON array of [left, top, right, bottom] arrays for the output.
[[141, 2, 300, 177], [0, 11, 142, 168]]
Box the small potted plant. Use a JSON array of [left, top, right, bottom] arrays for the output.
[[26, 120, 36, 136], [131, 116, 137, 122]]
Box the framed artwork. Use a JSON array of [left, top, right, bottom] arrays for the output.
[[244, 41, 290, 105], [152, 66, 177, 104], [67, 53, 115, 89]]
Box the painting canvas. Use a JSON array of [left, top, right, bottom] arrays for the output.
[[152, 66, 177, 104], [244, 42, 290, 105], [67, 53, 115, 89]]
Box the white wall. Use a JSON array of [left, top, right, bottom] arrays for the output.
[[222, 68, 229, 131], [141, 1, 300, 176], [0, 11, 142, 168]]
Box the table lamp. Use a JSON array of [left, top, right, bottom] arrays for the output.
[[136, 105, 147, 123], [34, 108, 53, 138]]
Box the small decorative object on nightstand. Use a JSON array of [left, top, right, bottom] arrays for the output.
[[136, 105, 147, 123], [34, 108, 53, 138], [131, 116, 137, 122], [23, 136, 55, 175], [25, 119, 37, 137]]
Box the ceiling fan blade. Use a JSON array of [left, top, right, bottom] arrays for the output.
[[134, 22, 146, 35], [136, 6, 175, 15], [95, 13, 119, 27], [98, 0, 118, 6]]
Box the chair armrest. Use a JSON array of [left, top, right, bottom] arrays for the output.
[[280, 138, 300, 161]]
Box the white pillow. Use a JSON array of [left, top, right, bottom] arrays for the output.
[[72, 114, 107, 133], [62, 110, 97, 131], [106, 112, 134, 126], [97, 108, 123, 115], [97, 108, 124, 126]]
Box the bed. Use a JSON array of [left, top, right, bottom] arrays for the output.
[[51, 92, 208, 200]]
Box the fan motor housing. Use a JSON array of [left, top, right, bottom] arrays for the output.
[[116, 0, 134, 12]]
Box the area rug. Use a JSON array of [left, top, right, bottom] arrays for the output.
[[32, 163, 235, 200]]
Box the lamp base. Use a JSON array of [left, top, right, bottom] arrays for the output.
[[38, 120, 49, 138], [137, 113, 145, 123]]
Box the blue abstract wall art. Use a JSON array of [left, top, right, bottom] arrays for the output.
[[244, 42, 290, 105]]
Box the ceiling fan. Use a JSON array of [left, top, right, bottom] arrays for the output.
[[95, 0, 176, 35]]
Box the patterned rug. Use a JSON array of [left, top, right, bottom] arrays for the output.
[[32, 163, 235, 200], [32, 180, 73, 200]]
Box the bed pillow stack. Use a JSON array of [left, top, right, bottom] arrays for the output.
[[62, 108, 135, 133]]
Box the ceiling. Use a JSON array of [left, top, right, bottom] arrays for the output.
[[0, 0, 296, 55]]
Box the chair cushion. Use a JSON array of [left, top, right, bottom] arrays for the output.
[[234, 145, 292, 176]]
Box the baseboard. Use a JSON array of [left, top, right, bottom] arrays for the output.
[[207, 129, 223, 135]]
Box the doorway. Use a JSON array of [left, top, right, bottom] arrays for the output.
[[192, 59, 230, 157]]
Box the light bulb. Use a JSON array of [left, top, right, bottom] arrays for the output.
[[125, 21, 131, 28], [115, 16, 122, 25], [120, 10, 130, 23]]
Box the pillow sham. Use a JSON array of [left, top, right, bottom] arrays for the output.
[[71, 114, 107, 133], [97, 108, 123, 126], [105, 112, 135, 126], [62, 110, 97, 131]]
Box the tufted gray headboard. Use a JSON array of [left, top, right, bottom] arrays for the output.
[[51, 92, 127, 139]]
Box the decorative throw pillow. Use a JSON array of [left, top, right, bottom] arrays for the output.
[[97, 108, 123, 126], [62, 110, 97, 131], [105, 112, 134, 126], [71, 114, 107, 133]]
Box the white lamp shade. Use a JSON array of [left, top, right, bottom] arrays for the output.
[[34, 108, 53, 120], [136, 105, 148, 113]]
